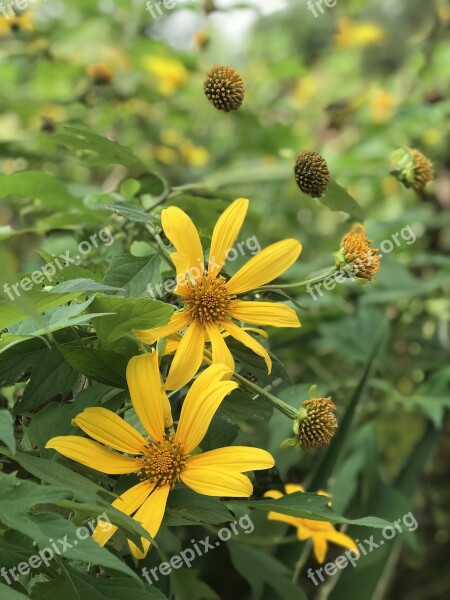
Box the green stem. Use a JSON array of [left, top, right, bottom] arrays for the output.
[[145, 224, 174, 269], [292, 539, 312, 583], [254, 267, 338, 292], [232, 371, 297, 420]]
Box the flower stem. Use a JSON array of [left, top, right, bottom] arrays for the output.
[[254, 266, 338, 292], [232, 371, 298, 420]]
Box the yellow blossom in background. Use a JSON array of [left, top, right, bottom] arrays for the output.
[[334, 17, 385, 49], [143, 56, 189, 96], [46, 353, 274, 559], [369, 88, 396, 123], [292, 74, 317, 107], [264, 485, 358, 563], [134, 198, 302, 390], [153, 146, 178, 165], [160, 129, 185, 146], [180, 140, 210, 167], [0, 12, 33, 35]]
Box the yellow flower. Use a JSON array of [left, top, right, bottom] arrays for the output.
[[334, 17, 385, 49], [180, 141, 210, 167], [134, 198, 302, 390], [0, 12, 33, 34], [46, 353, 274, 559], [143, 56, 189, 96], [370, 89, 396, 123], [264, 485, 358, 563]]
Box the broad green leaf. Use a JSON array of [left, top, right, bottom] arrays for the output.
[[49, 279, 124, 294], [228, 542, 304, 600], [318, 179, 364, 221], [31, 564, 168, 600], [0, 171, 81, 209], [199, 416, 238, 451], [50, 126, 143, 167], [170, 569, 219, 600], [107, 203, 159, 224], [57, 345, 129, 388], [103, 255, 163, 298], [90, 295, 174, 345], [0, 584, 29, 600], [0, 291, 81, 331], [164, 487, 233, 526], [241, 492, 390, 528], [0, 410, 15, 454]]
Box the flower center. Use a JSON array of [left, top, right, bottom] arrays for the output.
[[184, 275, 234, 324], [137, 435, 188, 487]]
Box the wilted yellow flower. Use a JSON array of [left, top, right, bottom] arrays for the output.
[[264, 485, 358, 563], [87, 63, 114, 85], [143, 56, 189, 96], [336, 224, 381, 282], [47, 354, 274, 559], [335, 17, 385, 49]]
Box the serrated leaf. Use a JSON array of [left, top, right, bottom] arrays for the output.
[[103, 255, 163, 298]]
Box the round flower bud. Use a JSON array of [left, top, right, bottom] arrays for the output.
[[204, 66, 245, 112], [296, 398, 337, 450], [294, 151, 330, 198], [410, 148, 434, 191]]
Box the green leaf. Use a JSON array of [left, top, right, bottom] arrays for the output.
[[57, 345, 129, 388], [90, 295, 174, 346], [170, 569, 219, 600], [0, 171, 81, 210], [49, 279, 124, 294], [0, 410, 15, 454], [200, 416, 238, 451], [50, 126, 143, 167], [107, 203, 159, 224], [242, 492, 390, 528], [228, 542, 304, 600], [103, 255, 163, 298], [318, 179, 364, 221], [164, 487, 233, 526], [0, 291, 81, 331], [308, 321, 389, 491], [0, 583, 29, 600], [31, 565, 168, 600]]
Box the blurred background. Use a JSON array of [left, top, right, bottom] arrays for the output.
[[1, 0, 449, 598]]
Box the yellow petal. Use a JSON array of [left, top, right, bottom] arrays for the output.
[[175, 364, 237, 453], [223, 321, 272, 373], [73, 407, 147, 455], [164, 322, 205, 391], [126, 351, 167, 442], [312, 534, 328, 563], [45, 437, 137, 474], [92, 481, 154, 547], [180, 466, 253, 497], [170, 252, 191, 297], [186, 446, 274, 471], [285, 484, 305, 494], [208, 198, 249, 277], [230, 301, 300, 328], [296, 524, 314, 542], [205, 323, 235, 372], [325, 529, 359, 553], [269, 512, 303, 529], [264, 489, 284, 500], [226, 239, 302, 295], [161, 206, 204, 278], [128, 484, 170, 559], [134, 311, 190, 345]]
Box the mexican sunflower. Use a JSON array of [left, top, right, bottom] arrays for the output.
[[134, 198, 302, 390], [264, 485, 358, 563], [46, 353, 274, 559]]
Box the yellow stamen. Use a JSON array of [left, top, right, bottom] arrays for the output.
[[137, 434, 189, 487], [184, 275, 235, 324]]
